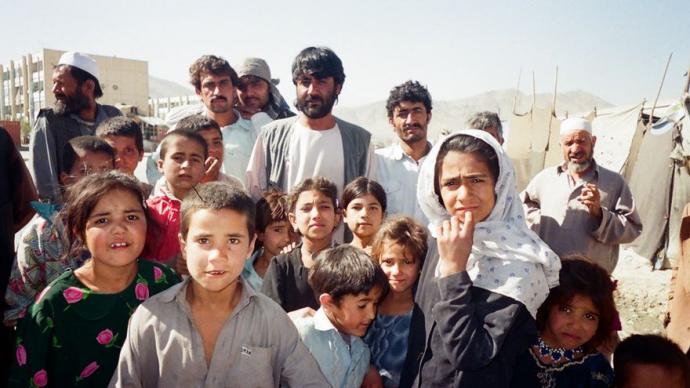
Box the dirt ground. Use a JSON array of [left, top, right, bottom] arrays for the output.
[[612, 247, 672, 338]]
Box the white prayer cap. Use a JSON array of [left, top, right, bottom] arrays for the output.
[[58, 52, 99, 80], [560, 117, 592, 136]]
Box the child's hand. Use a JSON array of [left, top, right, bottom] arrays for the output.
[[436, 212, 474, 277], [201, 157, 222, 183], [287, 307, 316, 321], [360, 365, 383, 388]]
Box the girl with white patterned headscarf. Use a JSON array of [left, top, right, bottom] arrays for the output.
[[402, 129, 561, 388]]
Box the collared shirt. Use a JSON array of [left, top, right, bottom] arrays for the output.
[[294, 307, 371, 388], [220, 113, 259, 186], [241, 249, 264, 291], [110, 277, 328, 388], [374, 143, 429, 226], [521, 160, 642, 273]]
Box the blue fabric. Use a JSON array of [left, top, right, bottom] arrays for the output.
[[364, 312, 412, 388], [295, 308, 370, 388], [241, 249, 264, 291]]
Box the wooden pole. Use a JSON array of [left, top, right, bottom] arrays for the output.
[[552, 66, 559, 115], [512, 68, 522, 114], [532, 71, 536, 114], [649, 52, 673, 122]]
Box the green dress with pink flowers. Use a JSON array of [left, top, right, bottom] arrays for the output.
[[8, 259, 179, 388]]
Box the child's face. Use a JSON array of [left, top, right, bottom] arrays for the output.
[[621, 363, 685, 388], [103, 135, 143, 176], [84, 189, 147, 268], [289, 190, 339, 243], [157, 136, 205, 197], [180, 208, 255, 293], [258, 220, 291, 258], [60, 151, 114, 186], [197, 128, 224, 163], [323, 286, 382, 337], [343, 194, 383, 241], [541, 294, 599, 350], [379, 241, 420, 294]]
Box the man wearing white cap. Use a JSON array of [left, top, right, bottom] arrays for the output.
[[521, 117, 642, 273], [235, 57, 294, 121], [28, 51, 121, 203]]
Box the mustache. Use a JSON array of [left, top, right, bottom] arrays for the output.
[[403, 124, 423, 130], [211, 96, 227, 102], [305, 96, 323, 103]]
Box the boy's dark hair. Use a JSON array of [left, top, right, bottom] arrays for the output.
[[159, 129, 209, 160], [371, 216, 428, 267], [57, 64, 103, 98], [288, 177, 339, 212], [256, 189, 289, 233], [614, 334, 690, 388], [536, 258, 616, 351], [180, 181, 255, 239], [292, 47, 345, 86], [309, 245, 389, 305], [176, 114, 222, 138], [385, 80, 432, 118], [189, 55, 239, 92], [342, 177, 387, 212], [62, 135, 115, 174], [62, 171, 149, 256], [95, 116, 144, 153]]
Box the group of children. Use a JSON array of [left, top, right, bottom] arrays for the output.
[[5, 116, 690, 387]]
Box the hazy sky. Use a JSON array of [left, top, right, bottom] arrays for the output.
[[3, 0, 689, 107]]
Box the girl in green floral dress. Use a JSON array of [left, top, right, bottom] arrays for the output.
[[8, 172, 180, 388]]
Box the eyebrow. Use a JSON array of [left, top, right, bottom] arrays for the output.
[[191, 232, 246, 238], [441, 172, 489, 183], [89, 208, 143, 218]]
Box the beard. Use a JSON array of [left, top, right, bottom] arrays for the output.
[[53, 89, 90, 115], [398, 123, 427, 143], [567, 159, 592, 174], [295, 93, 337, 119]]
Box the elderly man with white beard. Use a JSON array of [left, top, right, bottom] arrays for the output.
[[520, 117, 642, 273]]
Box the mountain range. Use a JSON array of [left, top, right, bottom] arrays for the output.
[[147, 76, 613, 146]]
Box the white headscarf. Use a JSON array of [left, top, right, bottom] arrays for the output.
[[417, 129, 560, 317]]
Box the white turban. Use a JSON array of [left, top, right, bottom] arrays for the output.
[[560, 117, 592, 136]]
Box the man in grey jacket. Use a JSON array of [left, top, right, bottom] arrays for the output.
[[29, 51, 121, 203], [245, 46, 375, 202]]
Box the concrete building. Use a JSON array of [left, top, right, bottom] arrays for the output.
[[149, 94, 200, 120], [0, 48, 149, 124]]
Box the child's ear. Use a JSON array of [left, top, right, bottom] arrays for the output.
[[59, 172, 72, 187], [177, 233, 187, 260], [157, 158, 164, 173], [288, 212, 298, 232], [248, 233, 257, 255], [319, 293, 334, 309]]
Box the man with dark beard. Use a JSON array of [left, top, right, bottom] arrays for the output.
[[521, 117, 642, 273], [235, 57, 294, 121], [374, 81, 432, 226], [245, 47, 374, 205], [29, 52, 121, 203]]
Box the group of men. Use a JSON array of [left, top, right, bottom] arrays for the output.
[[28, 47, 641, 276]]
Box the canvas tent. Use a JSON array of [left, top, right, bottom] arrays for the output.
[[505, 98, 690, 269]]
